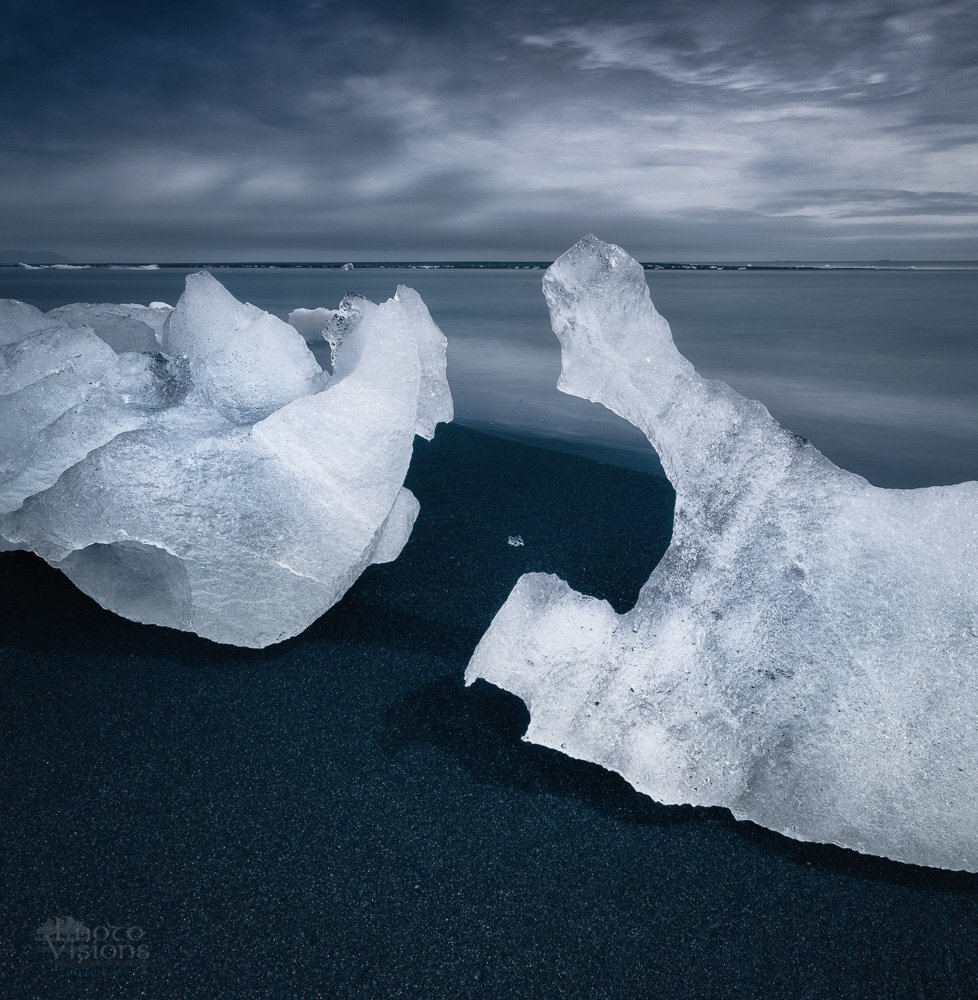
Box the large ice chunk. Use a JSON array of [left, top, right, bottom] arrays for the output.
[[466, 235, 978, 872], [0, 274, 452, 647]]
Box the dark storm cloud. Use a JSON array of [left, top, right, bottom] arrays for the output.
[[1, 0, 976, 259]]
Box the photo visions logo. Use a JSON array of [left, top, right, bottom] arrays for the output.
[[35, 916, 149, 965]]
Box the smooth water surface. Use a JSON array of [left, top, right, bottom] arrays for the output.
[[2, 265, 975, 487]]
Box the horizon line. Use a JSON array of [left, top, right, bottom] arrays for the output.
[[7, 257, 978, 265]]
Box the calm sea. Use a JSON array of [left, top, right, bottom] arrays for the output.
[[2, 264, 976, 488]]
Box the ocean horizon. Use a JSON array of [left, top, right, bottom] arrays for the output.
[[3, 262, 976, 489], [6, 258, 978, 270]]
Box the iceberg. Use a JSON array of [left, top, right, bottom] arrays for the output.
[[466, 235, 978, 871], [0, 275, 452, 647]]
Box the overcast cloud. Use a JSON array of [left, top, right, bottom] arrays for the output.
[[2, 0, 976, 259]]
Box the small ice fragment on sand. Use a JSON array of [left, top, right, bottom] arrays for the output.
[[467, 235, 978, 872]]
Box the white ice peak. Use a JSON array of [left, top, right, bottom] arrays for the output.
[[0, 274, 452, 647], [467, 235, 978, 871]]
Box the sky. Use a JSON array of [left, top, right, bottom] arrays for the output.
[[2, 0, 977, 260]]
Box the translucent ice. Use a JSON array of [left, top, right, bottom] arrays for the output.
[[47, 302, 172, 354], [288, 303, 360, 372], [466, 235, 978, 871], [0, 299, 60, 346], [161, 273, 324, 423], [0, 275, 452, 646]]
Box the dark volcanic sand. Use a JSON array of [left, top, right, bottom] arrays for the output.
[[1, 424, 976, 998]]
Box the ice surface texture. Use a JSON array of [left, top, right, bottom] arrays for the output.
[[466, 235, 978, 871], [0, 275, 452, 646]]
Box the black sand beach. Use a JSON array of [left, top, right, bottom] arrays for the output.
[[2, 424, 977, 998]]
